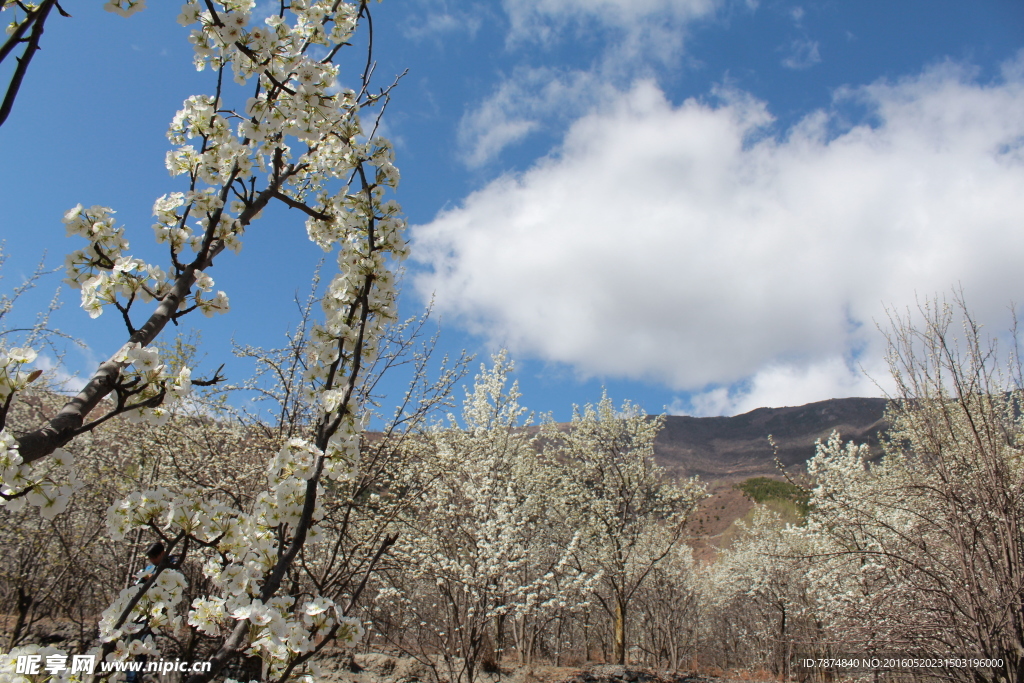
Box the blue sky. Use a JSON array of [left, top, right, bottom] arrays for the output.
[[2, 0, 1023, 421]]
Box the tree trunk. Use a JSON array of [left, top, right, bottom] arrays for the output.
[[493, 614, 505, 669], [614, 598, 627, 665], [8, 587, 33, 649], [778, 606, 788, 681]]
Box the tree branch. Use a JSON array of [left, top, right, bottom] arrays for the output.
[[272, 191, 332, 221], [0, 0, 54, 128], [15, 174, 288, 466]]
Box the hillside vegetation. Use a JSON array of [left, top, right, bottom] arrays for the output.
[[734, 476, 810, 518]]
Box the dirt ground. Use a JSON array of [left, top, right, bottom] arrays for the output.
[[311, 651, 775, 683]]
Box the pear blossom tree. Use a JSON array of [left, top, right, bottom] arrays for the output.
[[697, 506, 825, 679], [2, 0, 405, 484], [0, 0, 418, 680], [373, 354, 594, 683], [630, 543, 700, 671], [0, 319, 465, 681], [542, 395, 706, 666]]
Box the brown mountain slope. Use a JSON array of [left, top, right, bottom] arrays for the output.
[[653, 396, 888, 482]]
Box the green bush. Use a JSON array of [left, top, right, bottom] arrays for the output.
[[734, 477, 809, 516]]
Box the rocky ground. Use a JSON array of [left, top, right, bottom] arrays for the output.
[[314, 652, 774, 683], [2, 620, 774, 683]]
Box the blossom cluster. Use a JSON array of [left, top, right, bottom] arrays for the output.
[[0, 348, 81, 518], [98, 570, 188, 643], [114, 344, 194, 426], [102, 453, 360, 677], [63, 203, 231, 321], [103, 0, 146, 18], [0, 433, 79, 518], [151, 186, 245, 259], [0, 644, 94, 683], [0, 345, 40, 402], [193, 593, 363, 668]]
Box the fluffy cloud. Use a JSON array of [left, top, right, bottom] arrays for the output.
[[781, 37, 821, 69], [670, 355, 891, 416], [503, 0, 720, 69], [401, 6, 483, 42], [504, 0, 719, 37], [458, 68, 611, 166], [33, 353, 89, 394], [413, 56, 1024, 412], [458, 0, 725, 166]]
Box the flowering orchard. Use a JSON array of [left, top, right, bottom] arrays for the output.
[[1, 0, 409, 681], [540, 395, 705, 667], [630, 297, 1024, 683], [371, 355, 600, 683], [3, 4, 1020, 683]]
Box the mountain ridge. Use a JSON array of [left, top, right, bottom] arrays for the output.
[[652, 396, 888, 482]]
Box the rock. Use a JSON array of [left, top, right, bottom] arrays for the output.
[[356, 653, 398, 677], [391, 655, 429, 682]]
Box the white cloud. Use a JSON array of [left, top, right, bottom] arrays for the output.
[[504, 0, 718, 37], [461, 117, 537, 168], [781, 37, 821, 69], [458, 0, 727, 167], [402, 8, 483, 41], [414, 55, 1024, 411], [503, 0, 720, 67], [253, 1, 280, 22], [458, 68, 611, 166], [669, 354, 891, 416], [34, 353, 88, 394]]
